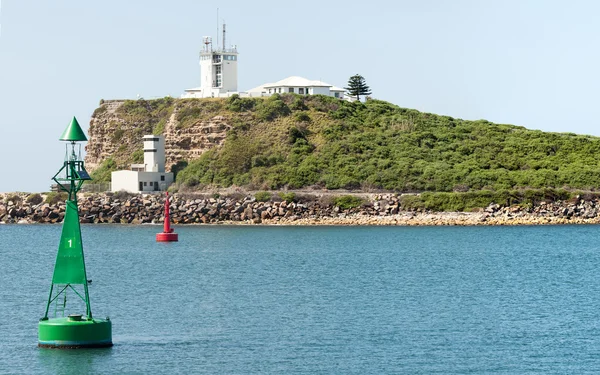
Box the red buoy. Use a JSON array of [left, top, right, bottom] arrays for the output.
[[156, 192, 178, 242]]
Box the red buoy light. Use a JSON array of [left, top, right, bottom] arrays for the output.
[[156, 192, 178, 242]]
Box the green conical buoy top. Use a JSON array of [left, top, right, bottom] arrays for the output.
[[59, 117, 87, 142]]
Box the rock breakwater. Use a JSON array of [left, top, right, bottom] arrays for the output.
[[2, 192, 600, 226]]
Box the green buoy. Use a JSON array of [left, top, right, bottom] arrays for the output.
[[38, 117, 112, 348]]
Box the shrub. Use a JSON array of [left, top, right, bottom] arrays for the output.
[[153, 119, 166, 134], [290, 97, 308, 111], [170, 160, 189, 181], [93, 105, 107, 117], [26, 193, 43, 205], [333, 195, 363, 209], [288, 126, 308, 144], [278, 192, 296, 202], [132, 149, 144, 163], [91, 158, 118, 183], [111, 128, 125, 142], [399, 195, 425, 211], [6, 194, 22, 204], [318, 195, 335, 206], [257, 95, 291, 121], [294, 112, 311, 123], [45, 192, 67, 205], [227, 94, 257, 112], [254, 191, 272, 202]]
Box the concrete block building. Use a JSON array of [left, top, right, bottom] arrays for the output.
[[111, 135, 174, 193]]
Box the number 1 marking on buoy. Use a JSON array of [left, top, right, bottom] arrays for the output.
[[68, 239, 72, 247]]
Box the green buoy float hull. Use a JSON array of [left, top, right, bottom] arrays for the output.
[[38, 316, 112, 348]]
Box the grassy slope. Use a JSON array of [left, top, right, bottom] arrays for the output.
[[92, 94, 600, 194]]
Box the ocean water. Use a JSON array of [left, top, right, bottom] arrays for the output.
[[1, 224, 600, 374]]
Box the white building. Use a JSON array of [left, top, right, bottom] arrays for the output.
[[183, 25, 239, 99], [111, 135, 174, 193], [247, 76, 348, 99], [181, 26, 351, 100]]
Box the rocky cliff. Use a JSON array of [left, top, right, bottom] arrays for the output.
[[85, 98, 231, 173]]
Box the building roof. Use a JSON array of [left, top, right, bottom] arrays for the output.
[[263, 76, 333, 88], [330, 86, 346, 92], [246, 83, 270, 93]]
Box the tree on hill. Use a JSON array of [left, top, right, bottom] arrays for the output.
[[345, 74, 372, 101]]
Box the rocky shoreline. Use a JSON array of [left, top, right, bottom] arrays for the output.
[[2, 192, 600, 226]]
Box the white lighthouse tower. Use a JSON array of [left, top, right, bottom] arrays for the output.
[[183, 24, 238, 98], [143, 135, 165, 172], [111, 135, 174, 193]]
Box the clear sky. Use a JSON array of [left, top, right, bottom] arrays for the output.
[[1, 0, 599, 192]]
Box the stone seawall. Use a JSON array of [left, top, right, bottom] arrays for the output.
[[2, 192, 600, 226]]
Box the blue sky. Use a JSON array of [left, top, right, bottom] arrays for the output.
[[1, 0, 599, 192]]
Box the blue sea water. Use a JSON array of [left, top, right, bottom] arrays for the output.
[[1, 224, 600, 374]]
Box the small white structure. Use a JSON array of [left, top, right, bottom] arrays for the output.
[[111, 135, 174, 193]]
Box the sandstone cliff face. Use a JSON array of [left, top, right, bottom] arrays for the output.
[[85, 100, 126, 172], [85, 99, 231, 173]]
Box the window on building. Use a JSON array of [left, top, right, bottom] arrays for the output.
[[306, 87, 309, 94], [289, 88, 294, 93], [161, 175, 165, 181], [269, 89, 272, 93], [143, 182, 147, 186], [334, 92, 340, 98], [299, 88, 304, 94], [278, 88, 281, 93], [216, 65, 222, 74]]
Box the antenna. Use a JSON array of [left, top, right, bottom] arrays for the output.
[[216, 8, 219, 50], [223, 23, 226, 50], [203, 36, 212, 52]]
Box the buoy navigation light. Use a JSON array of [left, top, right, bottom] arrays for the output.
[[38, 117, 112, 348], [156, 192, 178, 242]]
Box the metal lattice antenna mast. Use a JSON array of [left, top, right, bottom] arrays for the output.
[[223, 23, 226, 50], [216, 8, 219, 49]]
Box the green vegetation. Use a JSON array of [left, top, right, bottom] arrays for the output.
[[131, 149, 144, 164], [6, 194, 22, 204], [345, 74, 371, 101], [91, 94, 600, 199], [176, 99, 226, 128], [153, 118, 167, 134], [254, 191, 272, 202], [45, 192, 67, 205], [90, 158, 118, 183], [169, 95, 600, 192], [26, 193, 43, 205], [95, 97, 176, 167], [333, 195, 364, 209], [278, 192, 296, 202]]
